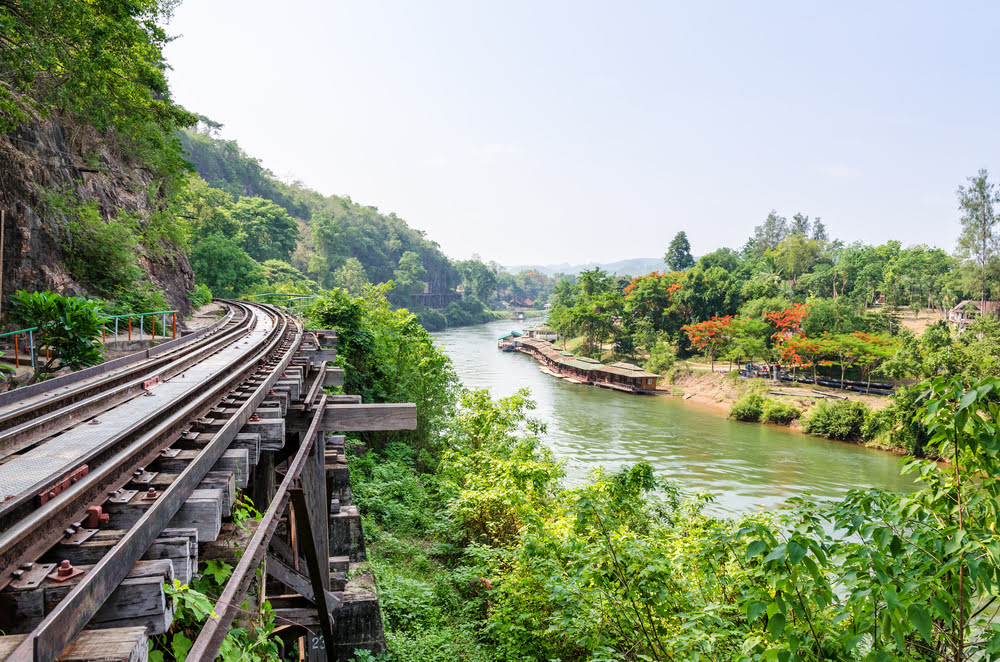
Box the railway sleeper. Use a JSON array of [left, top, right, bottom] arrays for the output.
[[263, 394, 288, 416], [275, 379, 301, 401], [150, 448, 250, 489], [231, 432, 261, 467], [103, 488, 225, 543], [42, 527, 198, 586], [242, 417, 285, 451], [0, 626, 149, 662], [0, 559, 174, 634]]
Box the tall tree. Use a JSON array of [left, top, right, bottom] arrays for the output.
[[790, 213, 811, 237], [665, 231, 695, 271], [956, 169, 1000, 310], [230, 197, 300, 262], [748, 211, 788, 255]]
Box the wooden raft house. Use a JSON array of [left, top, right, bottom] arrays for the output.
[[498, 334, 659, 393]]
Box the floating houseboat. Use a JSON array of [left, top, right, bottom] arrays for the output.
[[498, 334, 659, 393], [498, 331, 522, 352]]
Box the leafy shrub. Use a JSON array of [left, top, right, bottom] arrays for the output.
[[415, 307, 447, 332], [730, 392, 765, 421], [760, 399, 801, 425], [803, 400, 870, 440], [384, 626, 491, 662], [10, 290, 105, 379], [644, 338, 676, 374], [53, 196, 141, 294], [442, 297, 497, 328], [189, 283, 213, 308], [862, 386, 931, 455]]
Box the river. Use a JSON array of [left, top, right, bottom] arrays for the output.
[[434, 319, 915, 515]]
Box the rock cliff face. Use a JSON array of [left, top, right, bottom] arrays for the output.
[[0, 116, 193, 315]]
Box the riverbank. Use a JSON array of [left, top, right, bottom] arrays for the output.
[[664, 367, 892, 421], [660, 367, 914, 454]]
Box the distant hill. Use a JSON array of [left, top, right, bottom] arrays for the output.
[[505, 257, 666, 278]]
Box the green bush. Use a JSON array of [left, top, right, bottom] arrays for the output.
[[189, 284, 213, 308], [862, 386, 931, 455], [102, 282, 170, 335], [415, 307, 447, 332], [730, 392, 765, 421], [442, 297, 497, 328], [803, 400, 870, 440], [760, 399, 801, 425], [644, 338, 676, 374], [58, 200, 141, 294], [10, 290, 106, 379]]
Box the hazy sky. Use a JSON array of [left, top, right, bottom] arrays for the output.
[[163, 2, 999, 266]]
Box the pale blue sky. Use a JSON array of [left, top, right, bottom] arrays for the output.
[[163, 1, 999, 266]]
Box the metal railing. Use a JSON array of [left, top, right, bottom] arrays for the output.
[[0, 310, 178, 372], [252, 293, 317, 311], [102, 310, 178, 343], [0, 326, 39, 371]]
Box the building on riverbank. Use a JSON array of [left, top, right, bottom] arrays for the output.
[[525, 324, 559, 341], [500, 335, 659, 393]]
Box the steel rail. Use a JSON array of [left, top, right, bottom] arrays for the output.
[[0, 302, 243, 435], [10, 305, 303, 662], [0, 302, 254, 462], [0, 304, 285, 595], [186, 393, 327, 662], [0, 302, 261, 529]]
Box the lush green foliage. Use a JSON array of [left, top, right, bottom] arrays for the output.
[[730, 392, 766, 422], [802, 399, 871, 440], [760, 399, 801, 425], [190, 234, 264, 298], [308, 285, 457, 459], [189, 283, 213, 308], [9, 290, 105, 379], [0, 0, 195, 180]]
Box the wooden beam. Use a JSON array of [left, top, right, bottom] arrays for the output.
[[322, 403, 417, 431], [266, 554, 341, 613], [323, 368, 345, 387]]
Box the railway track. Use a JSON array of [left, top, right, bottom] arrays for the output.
[[0, 300, 418, 661]]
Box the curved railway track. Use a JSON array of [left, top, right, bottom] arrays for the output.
[[0, 300, 303, 661]]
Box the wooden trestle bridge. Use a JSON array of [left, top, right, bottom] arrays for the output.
[[0, 301, 415, 661]]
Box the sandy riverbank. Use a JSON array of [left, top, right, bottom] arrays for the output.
[[659, 367, 892, 433]]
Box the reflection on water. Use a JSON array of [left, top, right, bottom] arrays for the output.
[[434, 319, 915, 516]]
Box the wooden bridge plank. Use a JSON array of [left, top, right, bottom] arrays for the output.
[[322, 403, 417, 431]]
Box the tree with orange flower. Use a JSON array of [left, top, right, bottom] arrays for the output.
[[681, 315, 735, 371]]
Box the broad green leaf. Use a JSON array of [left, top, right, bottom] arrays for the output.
[[747, 601, 768, 623], [908, 604, 932, 643], [767, 612, 786, 638]]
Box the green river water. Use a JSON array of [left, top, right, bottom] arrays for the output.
[[434, 319, 916, 516]]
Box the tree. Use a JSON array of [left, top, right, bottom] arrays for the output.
[[956, 169, 1000, 310], [811, 218, 828, 242], [747, 210, 788, 255], [173, 176, 241, 243], [681, 315, 735, 370], [332, 258, 370, 295], [230, 197, 300, 262], [0, 0, 196, 180], [190, 234, 262, 298], [789, 212, 811, 237], [9, 290, 105, 382], [771, 234, 822, 289], [391, 251, 428, 306], [457, 258, 498, 302], [665, 231, 695, 271]]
